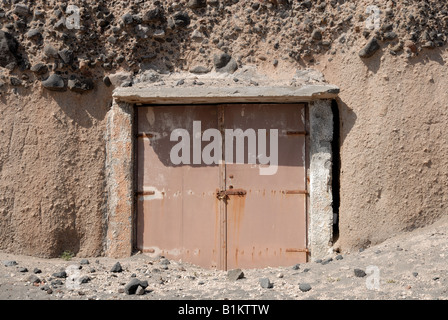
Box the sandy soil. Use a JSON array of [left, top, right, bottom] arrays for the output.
[[0, 216, 447, 301]]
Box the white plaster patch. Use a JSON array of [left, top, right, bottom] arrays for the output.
[[146, 107, 156, 126], [143, 247, 182, 258]]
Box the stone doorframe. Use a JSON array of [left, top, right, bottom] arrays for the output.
[[105, 84, 339, 262]]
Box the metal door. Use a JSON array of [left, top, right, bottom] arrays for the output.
[[136, 105, 222, 269], [136, 104, 308, 269], [223, 104, 307, 269]]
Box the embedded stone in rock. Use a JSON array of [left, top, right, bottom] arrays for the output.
[[42, 74, 66, 91], [122, 13, 134, 25], [58, 49, 74, 65], [33, 268, 42, 274], [0, 31, 19, 68], [404, 40, 417, 53], [43, 44, 59, 58], [190, 66, 210, 74], [191, 29, 204, 41], [422, 41, 435, 49], [311, 29, 322, 41], [213, 52, 232, 69], [321, 257, 333, 265], [153, 29, 166, 40], [68, 78, 94, 93], [125, 278, 149, 295], [26, 29, 42, 40], [227, 269, 244, 281], [13, 4, 30, 16], [144, 8, 165, 22], [187, 0, 207, 9], [299, 283, 312, 292], [110, 262, 123, 273], [103, 76, 112, 87], [141, 52, 157, 61], [34, 9, 45, 19], [216, 59, 238, 74], [292, 264, 300, 270], [80, 259, 90, 265], [259, 278, 273, 289], [108, 72, 133, 87], [30, 63, 48, 75], [54, 18, 66, 31], [335, 255, 343, 260], [301, 0, 312, 9], [173, 12, 190, 28], [10, 77, 21, 86], [383, 31, 397, 41], [354, 269, 367, 278], [358, 37, 381, 58]]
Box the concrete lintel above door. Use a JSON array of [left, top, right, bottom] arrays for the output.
[[113, 85, 340, 105]]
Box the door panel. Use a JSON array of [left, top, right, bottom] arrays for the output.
[[136, 106, 222, 269], [224, 104, 307, 269]]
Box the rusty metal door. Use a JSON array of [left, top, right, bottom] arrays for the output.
[[222, 104, 308, 269], [137, 103, 308, 270], [136, 105, 222, 269]]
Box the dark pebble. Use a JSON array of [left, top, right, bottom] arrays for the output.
[[80, 259, 90, 265], [354, 269, 367, 278], [227, 269, 244, 281], [52, 271, 67, 278], [358, 37, 381, 58], [110, 262, 123, 273], [259, 278, 273, 289], [299, 283, 312, 292]]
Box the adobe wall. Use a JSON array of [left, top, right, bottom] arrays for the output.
[[0, 0, 447, 257]]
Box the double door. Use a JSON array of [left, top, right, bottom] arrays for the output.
[[136, 104, 308, 269]]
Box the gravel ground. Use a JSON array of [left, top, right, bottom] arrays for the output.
[[1, 217, 447, 301]]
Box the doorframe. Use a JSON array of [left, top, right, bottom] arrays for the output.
[[105, 85, 338, 262]]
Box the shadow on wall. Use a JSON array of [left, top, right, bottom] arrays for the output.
[[360, 45, 446, 73], [361, 48, 383, 74], [40, 82, 113, 128], [336, 97, 357, 149], [408, 48, 446, 67]]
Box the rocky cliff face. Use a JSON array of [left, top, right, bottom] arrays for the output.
[[0, 0, 447, 258], [1, 0, 448, 92]]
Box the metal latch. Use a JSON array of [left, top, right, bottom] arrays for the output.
[[217, 189, 247, 200]]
